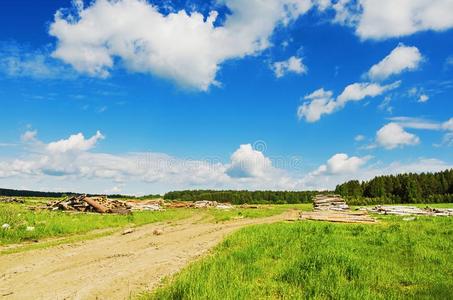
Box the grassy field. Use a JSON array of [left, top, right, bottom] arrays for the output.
[[0, 203, 194, 245], [146, 216, 453, 300], [0, 201, 308, 246], [205, 204, 311, 222]]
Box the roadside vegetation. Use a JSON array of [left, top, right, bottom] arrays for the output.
[[0, 201, 308, 246], [147, 216, 453, 299], [0, 202, 193, 245]]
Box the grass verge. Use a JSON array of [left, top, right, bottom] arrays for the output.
[[0, 203, 194, 246], [145, 216, 453, 299]]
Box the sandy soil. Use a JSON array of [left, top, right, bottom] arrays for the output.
[[0, 210, 298, 300]]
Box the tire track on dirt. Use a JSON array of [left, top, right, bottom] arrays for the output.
[[0, 210, 298, 300]]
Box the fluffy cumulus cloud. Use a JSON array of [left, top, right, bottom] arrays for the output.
[[382, 116, 453, 146], [330, 0, 453, 40], [1, 130, 452, 193], [47, 131, 105, 153], [0, 131, 302, 193], [375, 123, 420, 149], [226, 144, 273, 178], [49, 0, 313, 90], [298, 81, 400, 122], [367, 44, 423, 81], [297, 88, 336, 122], [272, 56, 307, 78], [316, 153, 369, 175]]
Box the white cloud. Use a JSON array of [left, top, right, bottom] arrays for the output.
[[418, 94, 429, 103], [323, 153, 369, 174], [226, 144, 272, 178], [21, 130, 38, 142], [0, 132, 303, 193], [331, 0, 453, 40], [49, 0, 313, 90], [47, 131, 105, 153], [298, 81, 400, 122], [297, 88, 336, 122], [272, 56, 307, 78], [383, 117, 453, 147], [388, 116, 443, 130], [0, 43, 74, 80], [355, 134, 365, 142], [337, 81, 400, 104], [375, 123, 420, 149], [367, 44, 422, 81]]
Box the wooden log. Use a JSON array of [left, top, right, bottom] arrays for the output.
[[84, 197, 109, 213]]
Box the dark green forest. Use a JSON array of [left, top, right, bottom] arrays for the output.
[[164, 190, 317, 204], [335, 169, 453, 205], [0, 188, 66, 198]]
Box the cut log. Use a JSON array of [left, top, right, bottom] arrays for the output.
[[84, 197, 109, 213]]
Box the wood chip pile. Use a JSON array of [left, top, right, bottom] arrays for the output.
[[47, 195, 131, 214], [313, 194, 349, 211], [364, 205, 453, 216]]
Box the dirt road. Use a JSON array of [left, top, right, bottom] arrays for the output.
[[0, 210, 298, 300]]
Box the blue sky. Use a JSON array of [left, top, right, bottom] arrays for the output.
[[0, 0, 452, 195]]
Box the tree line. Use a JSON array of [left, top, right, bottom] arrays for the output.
[[164, 190, 317, 204], [335, 169, 453, 205]]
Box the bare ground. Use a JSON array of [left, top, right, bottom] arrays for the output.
[[0, 210, 298, 300]]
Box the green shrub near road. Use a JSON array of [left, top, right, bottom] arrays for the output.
[[148, 216, 453, 300]]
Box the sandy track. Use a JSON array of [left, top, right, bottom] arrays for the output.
[[0, 210, 298, 300]]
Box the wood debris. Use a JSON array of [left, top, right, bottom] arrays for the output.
[[313, 194, 349, 211], [364, 205, 453, 216], [122, 228, 134, 235], [300, 211, 377, 224], [47, 195, 131, 214], [0, 197, 25, 204]]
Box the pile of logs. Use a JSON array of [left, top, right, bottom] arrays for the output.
[[313, 194, 349, 211], [47, 195, 131, 214], [365, 205, 453, 217]]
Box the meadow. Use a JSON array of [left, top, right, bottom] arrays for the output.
[[0, 200, 310, 247], [0, 202, 194, 246], [147, 216, 453, 300]]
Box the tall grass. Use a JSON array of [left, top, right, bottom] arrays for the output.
[[0, 203, 193, 245], [147, 217, 453, 299]]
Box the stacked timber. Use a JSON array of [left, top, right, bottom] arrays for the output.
[[313, 194, 349, 211], [368, 205, 453, 216]]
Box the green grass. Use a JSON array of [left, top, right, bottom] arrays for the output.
[[0, 203, 194, 245], [205, 204, 311, 222], [146, 216, 453, 300], [0, 202, 307, 246]]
